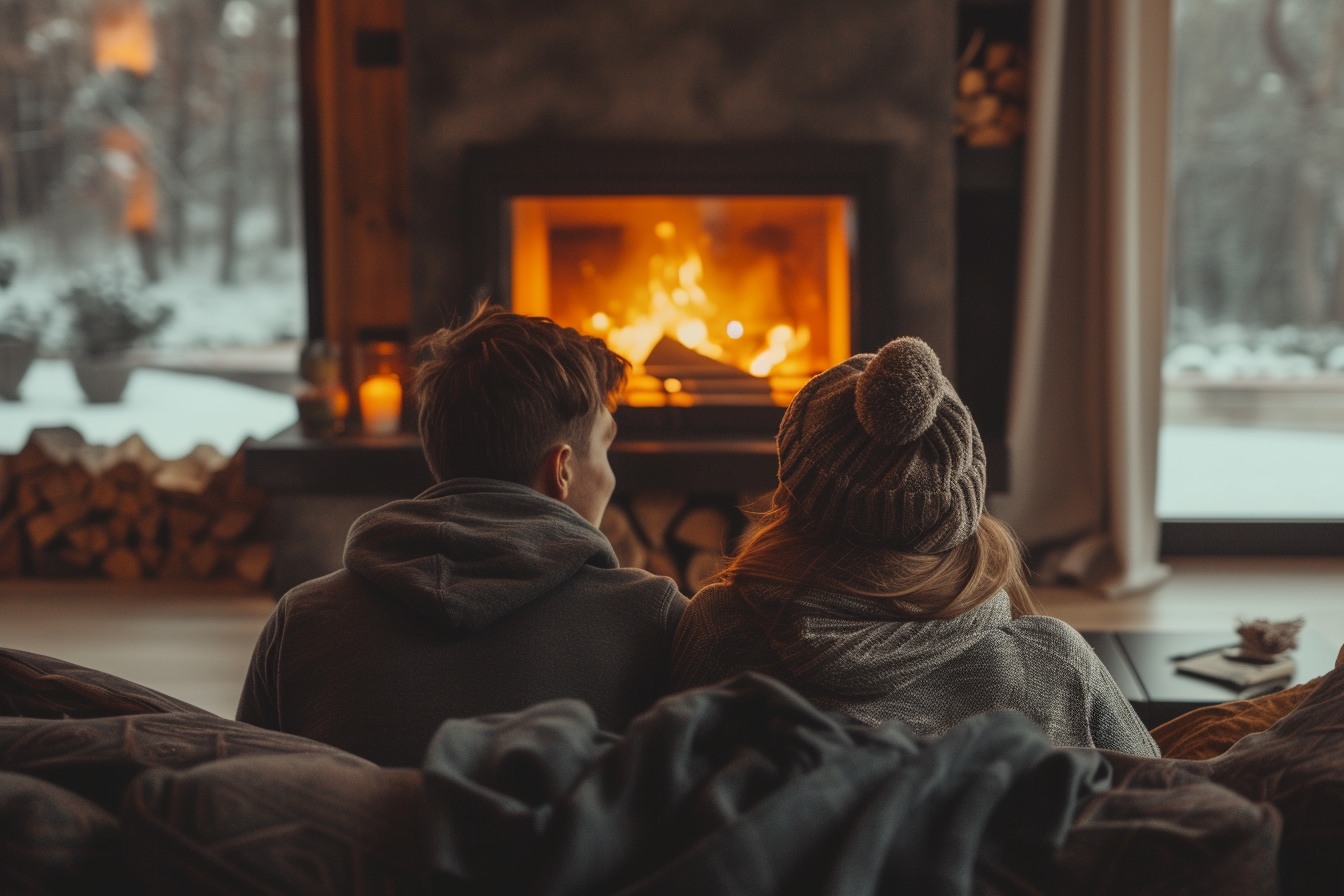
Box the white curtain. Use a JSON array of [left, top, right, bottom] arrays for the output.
[[990, 0, 1173, 598]]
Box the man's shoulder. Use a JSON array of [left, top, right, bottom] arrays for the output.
[[275, 568, 382, 620], [571, 564, 683, 606]]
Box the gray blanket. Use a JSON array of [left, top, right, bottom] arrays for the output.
[[422, 672, 1111, 896]]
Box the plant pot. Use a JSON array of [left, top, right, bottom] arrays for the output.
[[72, 355, 134, 404], [0, 336, 37, 401]]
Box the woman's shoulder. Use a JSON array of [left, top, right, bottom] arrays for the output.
[[678, 582, 761, 632], [997, 614, 1100, 675]]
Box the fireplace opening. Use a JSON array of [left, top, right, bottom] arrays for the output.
[[509, 195, 853, 407], [459, 142, 893, 460]]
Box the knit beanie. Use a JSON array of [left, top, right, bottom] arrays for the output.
[[776, 337, 986, 553]]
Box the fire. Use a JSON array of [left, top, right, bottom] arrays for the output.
[[511, 195, 852, 405]]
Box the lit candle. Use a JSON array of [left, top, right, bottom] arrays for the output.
[[359, 373, 402, 436]]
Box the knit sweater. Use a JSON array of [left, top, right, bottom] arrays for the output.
[[670, 582, 1160, 757]]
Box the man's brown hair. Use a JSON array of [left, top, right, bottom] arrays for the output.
[[413, 305, 630, 484]]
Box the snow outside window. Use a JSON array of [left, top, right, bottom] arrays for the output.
[[0, 0, 302, 459], [1160, 0, 1344, 519]]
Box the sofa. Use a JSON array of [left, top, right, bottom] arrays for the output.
[[3, 644, 1342, 895]]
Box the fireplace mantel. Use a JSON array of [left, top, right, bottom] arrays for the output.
[[245, 423, 780, 497]]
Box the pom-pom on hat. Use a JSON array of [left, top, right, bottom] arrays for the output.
[[776, 337, 985, 553]]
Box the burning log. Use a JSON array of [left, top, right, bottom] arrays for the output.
[[0, 428, 270, 585]]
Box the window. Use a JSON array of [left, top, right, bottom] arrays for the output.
[[1161, 0, 1344, 519], [0, 0, 302, 459]]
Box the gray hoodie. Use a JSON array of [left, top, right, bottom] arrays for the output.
[[671, 581, 1160, 757], [238, 478, 685, 767]]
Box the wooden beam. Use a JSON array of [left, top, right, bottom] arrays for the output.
[[307, 0, 411, 353]]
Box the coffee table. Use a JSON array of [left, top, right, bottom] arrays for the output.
[[1081, 630, 1340, 728]]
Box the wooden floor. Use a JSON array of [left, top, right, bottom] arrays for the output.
[[0, 578, 274, 718], [2, 556, 1342, 718]]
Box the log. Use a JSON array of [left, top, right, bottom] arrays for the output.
[[88, 477, 119, 512], [108, 514, 132, 546], [110, 434, 163, 477], [674, 506, 730, 552], [135, 508, 163, 546], [631, 491, 684, 549], [188, 444, 229, 474], [188, 541, 221, 578], [138, 541, 164, 572], [154, 457, 213, 494], [0, 512, 22, 576], [599, 504, 647, 571], [103, 547, 142, 580], [23, 427, 87, 468], [118, 490, 146, 521], [67, 523, 110, 558], [168, 506, 210, 540], [210, 506, 257, 542], [159, 547, 193, 579], [3, 429, 267, 582], [25, 500, 83, 550], [16, 478, 42, 516], [235, 542, 272, 587]]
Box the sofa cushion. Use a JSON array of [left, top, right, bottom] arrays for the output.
[[121, 754, 428, 896], [1, 647, 204, 719], [0, 769, 125, 896], [1203, 661, 1344, 895], [0, 712, 366, 813], [1152, 680, 1321, 760], [980, 757, 1280, 896]]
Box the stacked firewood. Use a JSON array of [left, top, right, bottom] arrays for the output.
[[0, 427, 271, 585], [600, 491, 771, 594], [955, 32, 1028, 148]]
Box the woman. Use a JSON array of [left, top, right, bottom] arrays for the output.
[[671, 338, 1159, 756]]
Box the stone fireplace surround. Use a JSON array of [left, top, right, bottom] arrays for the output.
[[249, 0, 955, 594]]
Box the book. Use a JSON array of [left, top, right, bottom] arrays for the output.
[[1174, 649, 1296, 691]]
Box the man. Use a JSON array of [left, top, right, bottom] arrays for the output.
[[237, 307, 686, 766]]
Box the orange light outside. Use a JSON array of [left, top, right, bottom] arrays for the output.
[[511, 196, 852, 406], [94, 0, 157, 76]]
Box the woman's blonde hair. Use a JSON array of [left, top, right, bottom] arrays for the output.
[[715, 488, 1038, 620]]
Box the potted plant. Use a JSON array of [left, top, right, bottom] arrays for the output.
[[0, 302, 48, 402], [60, 275, 172, 403], [0, 251, 48, 401]]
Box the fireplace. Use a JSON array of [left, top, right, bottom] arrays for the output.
[[459, 143, 895, 451]]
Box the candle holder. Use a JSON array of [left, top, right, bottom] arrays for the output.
[[356, 328, 409, 437], [295, 338, 349, 438]]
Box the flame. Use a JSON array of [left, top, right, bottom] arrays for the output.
[[511, 196, 852, 401], [94, 0, 156, 76]]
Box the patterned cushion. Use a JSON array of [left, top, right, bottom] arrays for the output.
[[121, 754, 428, 896], [0, 769, 123, 896], [1, 647, 204, 719], [0, 712, 365, 813]]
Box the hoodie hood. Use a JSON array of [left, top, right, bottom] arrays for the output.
[[343, 478, 618, 633], [743, 581, 1012, 703]]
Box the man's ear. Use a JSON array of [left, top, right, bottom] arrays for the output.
[[535, 444, 574, 501]]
